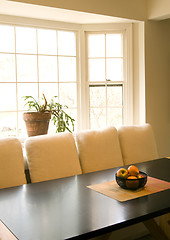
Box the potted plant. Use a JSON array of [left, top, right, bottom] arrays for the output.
[[23, 94, 75, 137]]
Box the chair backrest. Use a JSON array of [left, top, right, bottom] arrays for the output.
[[0, 138, 26, 189], [25, 133, 82, 183], [76, 126, 123, 173], [118, 124, 159, 165]]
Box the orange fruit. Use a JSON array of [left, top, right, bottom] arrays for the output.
[[128, 165, 139, 176], [126, 175, 139, 189]]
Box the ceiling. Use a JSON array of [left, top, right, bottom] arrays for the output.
[[0, 0, 134, 24]]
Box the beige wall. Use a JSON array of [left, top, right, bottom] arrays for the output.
[[10, 0, 147, 21], [147, 0, 170, 20], [145, 19, 170, 157]]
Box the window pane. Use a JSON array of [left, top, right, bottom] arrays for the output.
[[90, 108, 106, 129], [0, 54, 15, 82], [16, 27, 37, 54], [0, 25, 15, 53], [0, 112, 17, 137], [17, 83, 38, 111], [107, 108, 122, 128], [59, 83, 77, 107], [0, 84, 16, 110], [106, 58, 123, 81], [107, 85, 122, 107], [17, 55, 37, 82], [89, 59, 105, 82], [38, 56, 58, 82], [90, 86, 106, 107], [18, 112, 27, 137], [88, 34, 105, 57], [58, 31, 76, 56], [58, 57, 76, 82], [38, 29, 57, 55], [39, 83, 58, 100], [106, 34, 123, 57], [48, 121, 56, 135]]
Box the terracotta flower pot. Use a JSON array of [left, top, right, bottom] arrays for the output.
[[23, 112, 51, 137]]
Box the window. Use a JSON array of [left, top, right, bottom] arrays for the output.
[[0, 25, 77, 137], [0, 22, 132, 137], [87, 32, 124, 129], [84, 25, 133, 130]]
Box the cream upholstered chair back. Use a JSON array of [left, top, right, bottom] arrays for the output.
[[118, 124, 159, 165], [25, 133, 82, 183], [76, 126, 123, 174], [0, 138, 26, 189]]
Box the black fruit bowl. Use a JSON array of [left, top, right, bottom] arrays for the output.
[[115, 171, 147, 190]]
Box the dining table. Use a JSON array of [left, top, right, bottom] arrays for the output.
[[0, 157, 169, 240]]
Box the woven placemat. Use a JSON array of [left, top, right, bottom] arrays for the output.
[[87, 176, 170, 202], [0, 220, 18, 240]]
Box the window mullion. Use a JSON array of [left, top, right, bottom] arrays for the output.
[[36, 29, 40, 98], [14, 26, 19, 137], [105, 33, 108, 127], [56, 31, 59, 100]]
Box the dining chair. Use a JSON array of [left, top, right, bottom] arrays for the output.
[[24, 133, 82, 183], [159, 155, 170, 239], [0, 137, 27, 189], [118, 125, 170, 240], [118, 123, 159, 165], [159, 213, 170, 239], [76, 126, 124, 173]]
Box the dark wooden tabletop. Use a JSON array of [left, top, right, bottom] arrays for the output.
[[0, 158, 169, 240]]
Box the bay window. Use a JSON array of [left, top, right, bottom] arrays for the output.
[[0, 22, 132, 137]]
